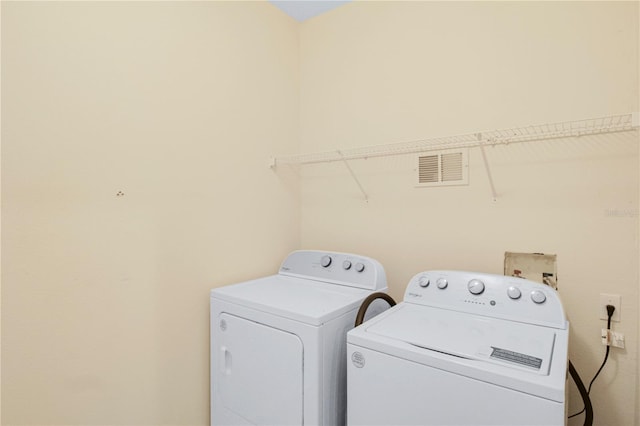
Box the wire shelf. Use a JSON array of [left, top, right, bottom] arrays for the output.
[[272, 113, 638, 167]]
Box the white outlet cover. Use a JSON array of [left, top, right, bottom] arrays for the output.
[[611, 331, 625, 349]]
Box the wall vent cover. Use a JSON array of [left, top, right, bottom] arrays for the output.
[[416, 150, 468, 187]]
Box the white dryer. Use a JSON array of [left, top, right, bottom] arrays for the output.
[[211, 250, 387, 426], [347, 270, 568, 426]]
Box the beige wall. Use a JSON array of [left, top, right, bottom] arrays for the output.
[[2, 1, 640, 426], [299, 2, 639, 426], [636, 4, 640, 424], [1, 2, 299, 424]]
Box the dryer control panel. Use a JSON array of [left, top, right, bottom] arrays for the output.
[[279, 250, 387, 291], [404, 270, 566, 329]]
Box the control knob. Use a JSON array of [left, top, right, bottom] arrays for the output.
[[531, 290, 547, 304], [343, 260, 352, 270], [321, 255, 332, 268], [355, 263, 365, 273], [418, 276, 430, 288], [507, 286, 521, 300], [468, 279, 485, 295], [436, 278, 448, 289]]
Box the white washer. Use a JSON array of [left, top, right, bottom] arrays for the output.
[[347, 270, 568, 426], [211, 250, 387, 426]]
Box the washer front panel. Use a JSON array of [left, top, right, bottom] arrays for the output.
[[347, 344, 564, 426]]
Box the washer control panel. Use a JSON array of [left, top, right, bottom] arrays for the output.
[[279, 250, 387, 291], [404, 270, 566, 329]]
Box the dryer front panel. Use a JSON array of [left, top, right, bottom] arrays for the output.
[[215, 313, 303, 425]]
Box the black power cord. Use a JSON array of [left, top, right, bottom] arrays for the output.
[[354, 292, 397, 327], [569, 360, 593, 426], [568, 304, 615, 423]]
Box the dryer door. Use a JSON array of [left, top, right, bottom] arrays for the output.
[[216, 313, 303, 425]]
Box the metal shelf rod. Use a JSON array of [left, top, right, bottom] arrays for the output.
[[271, 113, 638, 167], [337, 150, 369, 202]]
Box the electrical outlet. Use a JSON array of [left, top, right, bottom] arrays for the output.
[[599, 293, 621, 322]]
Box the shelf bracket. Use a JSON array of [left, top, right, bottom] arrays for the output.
[[337, 150, 369, 202], [477, 133, 498, 201]]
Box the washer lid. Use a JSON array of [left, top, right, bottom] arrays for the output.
[[211, 275, 378, 326], [366, 304, 557, 375]]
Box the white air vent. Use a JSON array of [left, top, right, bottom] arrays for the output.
[[416, 150, 468, 187]]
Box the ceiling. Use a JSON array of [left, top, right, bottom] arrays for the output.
[[268, 0, 351, 22]]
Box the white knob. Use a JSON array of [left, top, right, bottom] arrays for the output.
[[321, 255, 332, 267], [507, 286, 521, 300], [436, 278, 448, 289], [468, 279, 485, 295], [342, 260, 352, 270], [531, 290, 546, 304], [355, 263, 365, 273], [418, 276, 430, 288]]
